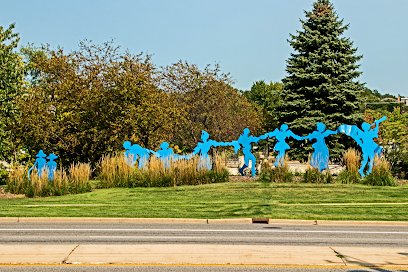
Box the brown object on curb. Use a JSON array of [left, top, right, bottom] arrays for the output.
[[252, 218, 269, 224]]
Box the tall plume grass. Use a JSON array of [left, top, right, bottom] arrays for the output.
[[98, 152, 229, 188], [7, 165, 28, 194], [363, 156, 395, 186], [336, 148, 361, 184], [69, 163, 92, 193], [6, 162, 92, 197]]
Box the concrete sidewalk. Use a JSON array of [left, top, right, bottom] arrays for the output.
[[0, 244, 407, 268]]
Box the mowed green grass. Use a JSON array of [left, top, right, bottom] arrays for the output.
[[1, 182, 407, 220]]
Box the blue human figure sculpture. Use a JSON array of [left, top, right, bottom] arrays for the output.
[[123, 141, 136, 166], [235, 128, 268, 177], [303, 122, 337, 171], [46, 153, 58, 181], [268, 124, 302, 167], [28, 150, 47, 180], [123, 141, 155, 169], [193, 130, 233, 170], [338, 116, 386, 177], [132, 143, 155, 169], [156, 142, 176, 169]]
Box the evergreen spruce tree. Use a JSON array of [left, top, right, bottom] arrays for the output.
[[278, 0, 363, 161]]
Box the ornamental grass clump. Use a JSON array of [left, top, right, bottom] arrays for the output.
[[362, 156, 396, 186], [98, 154, 142, 188], [302, 167, 333, 184], [259, 157, 294, 183], [26, 169, 49, 197], [97, 152, 229, 188], [336, 148, 361, 184], [52, 169, 69, 196], [69, 163, 92, 193], [7, 164, 27, 194], [6, 162, 92, 197]]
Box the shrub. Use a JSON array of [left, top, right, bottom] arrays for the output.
[[363, 156, 396, 186], [302, 167, 333, 183], [336, 148, 361, 184], [259, 161, 294, 183], [0, 166, 8, 185], [384, 145, 408, 179]]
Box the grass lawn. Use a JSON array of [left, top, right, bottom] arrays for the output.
[[0, 182, 407, 220]]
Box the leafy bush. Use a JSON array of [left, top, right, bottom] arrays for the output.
[[259, 162, 294, 183], [0, 166, 8, 185], [302, 167, 333, 184], [363, 156, 396, 186], [384, 145, 408, 179]]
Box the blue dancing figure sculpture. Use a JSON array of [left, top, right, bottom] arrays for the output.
[[338, 116, 386, 176], [28, 150, 47, 180], [193, 130, 233, 170], [268, 124, 302, 167], [235, 128, 268, 177], [123, 141, 155, 169], [303, 122, 337, 171], [156, 142, 176, 169], [46, 153, 58, 181], [123, 141, 136, 166]]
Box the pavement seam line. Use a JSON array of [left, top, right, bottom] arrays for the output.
[[62, 244, 79, 264], [329, 246, 347, 266]]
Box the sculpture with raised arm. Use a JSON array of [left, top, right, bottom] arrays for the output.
[[338, 116, 386, 176], [303, 122, 337, 171], [156, 142, 177, 169], [193, 130, 234, 170], [123, 141, 156, 169], [268, 124, 302, 167], [235, 128, 268, 177]]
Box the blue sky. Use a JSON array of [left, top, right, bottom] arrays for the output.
[[2, 0, 407, 96]]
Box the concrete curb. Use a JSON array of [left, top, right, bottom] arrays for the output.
[[0, 217, 407, 226]]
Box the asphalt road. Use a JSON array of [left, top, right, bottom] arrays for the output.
[[0, 222, 407, 247]]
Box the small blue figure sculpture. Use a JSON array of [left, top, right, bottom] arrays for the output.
[[46, 153, 58, 181], [268, 124, 302, 167], [303, 122, 337, 171], [235, 128, 268, 177], [123, 141, 155, 169], [338, 116, 386, 176], [193, 130, 233, 170], [123, 141, 136, 166], [156, 142, 176, 169], [28, 150, 48, 180]]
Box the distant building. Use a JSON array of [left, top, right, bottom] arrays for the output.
[[397, 96, 408, 106]]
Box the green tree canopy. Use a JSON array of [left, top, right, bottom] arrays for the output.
[[244, 81, 283, 132], [160, 61, 262, 150], [278, 0, 364, 160], [19, 42, 182, 166], [0, 24, 25, 161]]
